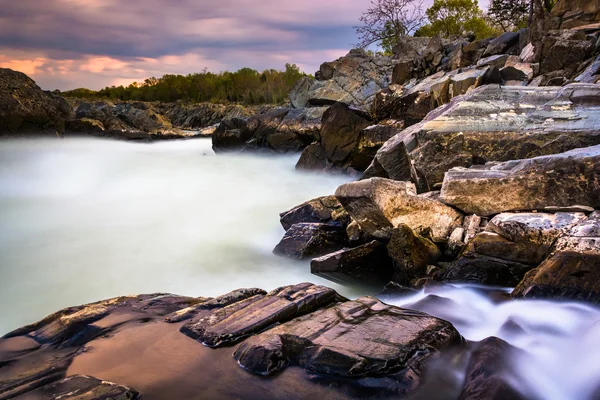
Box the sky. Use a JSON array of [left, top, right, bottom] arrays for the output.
[[0, 0, 448, 91]]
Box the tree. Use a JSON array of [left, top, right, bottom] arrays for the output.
[[354, 0, 426, 52], [488, 0, 529, 31], [415, 0, 498, 39]]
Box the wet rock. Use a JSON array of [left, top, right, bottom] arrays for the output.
[[335, 178, 463, 242], [27, 375, 140, 400], [442, 254, 533, 287], [295, 142, 327, 170], [164, 288, 265, 323], [440, 145, 600, 216], [0, 68, 73, 135], [273, 223, 348, 259], [234, 296, 462, 378], [387, 225, 442, 284], [211, 118, 250, 151], [180, 283, 342, 347], [459, 337, 525, 400], [380, 281, 420, 296], [311, 241, 393, 287], [462, 232, 550, 266], [279, 195, 349, 231], [367, 84, 600, 189]]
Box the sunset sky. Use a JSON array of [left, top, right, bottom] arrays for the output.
[[0, 0, 380, 91]]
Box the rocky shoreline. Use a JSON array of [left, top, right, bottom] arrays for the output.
[[2, 0, 600, 398]]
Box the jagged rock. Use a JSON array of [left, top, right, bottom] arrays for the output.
[[500, 63, 534, 82], [311, 241, 393, 286], [347, 121, 402, 171], [164, 288, 265, 323], [539, 30, 594, 74], [458, 337, 525, 400], [211, 117, 250, 151], [483, 32, 520, 57], [442, 253, 533, 287], [387, 224, 442, 284], [234, 296, 461, 379], [366, 84, 600, 189], [0, 68, 73, 135], [26, 375, 139, 400], [379, 281, 420, 296], [551, 0, 600, 29], [477, 55, 509, 69], [180, 283, 342, 347], [513, 212, 600, 301], [440, 145, 600, 216], [306, 49, 396, 111], [273, 223, 348, 259], [279, 195, 349, 231], [335, 178, 463, 242], [66, 118, 105, 134], [295, 142, 327, 170], [575, 55, 600, 83], [289, 76, 314, 108], [446, 227, 466, 257]]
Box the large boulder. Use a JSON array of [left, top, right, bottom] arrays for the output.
[[335, 178, 463, 242], [234, 296, 462, 380], [279, 195, 349, 231], [0, 68, 73, 135], [311, 241, 393, 287], [513, 211, 600, 301], [539, 30, 594, 74], [368, 84, 600, 190], [440, 145, 600, 217], [273, 223, 348, 259]]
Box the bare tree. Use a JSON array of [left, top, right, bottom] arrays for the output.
[[354, 0, 426, 52]]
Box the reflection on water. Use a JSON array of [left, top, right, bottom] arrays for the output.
[[0, 138, 351, 334]]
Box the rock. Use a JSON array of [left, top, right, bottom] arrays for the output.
[[500, 63, 534, 82], [306, 49, 397, 111], [458, 337, 525, 400], [234, 296, 461, 378], [66, 118, 105, 134], [347, 121, 402, 171], [477, 55, 509, 69], [0, 68, 73, 135], [551, 0, 600, 29], [164, 288, 265, 323], [440, 145, 600, 217], [367, 84, 600, 189], [483, 32, 520, 57], [335, 178, 463, 242], [273, 223, 348, 259], [380, 281, 420, 296], [387, 225, 442, 284], [539, 30, 594, 74], [575, 55, 600, 83], [211, 117, 250, 151], [289, 76, 314, 108], [464, 215, 483, 243], [513, 212, 600, 301], [180, 283, 342, 347], [26, 375, 140, 400], [279, 195, 349, 231], [446, 227, 466, 257], [311, 241, 393, 287], [442, 253, 533, 287], [295, 142, 327, 170]]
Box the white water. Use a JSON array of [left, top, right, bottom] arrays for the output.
[[1, 138, 600, 399]]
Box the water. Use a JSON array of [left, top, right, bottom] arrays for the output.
[[0, 138, 352, 335], [1, 138, 600, 399]]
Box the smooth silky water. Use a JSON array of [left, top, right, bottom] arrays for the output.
[[1, 138, 599, 399]]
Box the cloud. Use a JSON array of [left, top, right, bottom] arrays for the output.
[[0, 0, 443, 90]]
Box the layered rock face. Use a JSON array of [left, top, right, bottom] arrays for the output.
[[0, 68, 73, 136], [550, 0, 600, 29]]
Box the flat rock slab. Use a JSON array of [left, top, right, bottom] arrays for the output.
[[234, 296, 461, 377], [336, 178, 463, 242], [24, 375, 139, 400], [273, 223, 348, 259], [440, 145, 600, 216], [180, 283, 343, 348]]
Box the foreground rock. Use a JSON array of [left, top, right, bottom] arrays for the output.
[[335, 178, 463, 242], [234, 296, 461, 379], [1, 286, 466, 399], [0, 68, 73, 136], [440, 145, 600, 216], [366, 84, 600, 189]]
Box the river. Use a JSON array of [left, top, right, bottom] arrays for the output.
[[1, 138, 599, 399]]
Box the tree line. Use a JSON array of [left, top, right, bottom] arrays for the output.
[[355, 0, 558, 53], [63, 64, 307, 105]]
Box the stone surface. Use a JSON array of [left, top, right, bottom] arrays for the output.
[[367, 84, 600, 189], [273, 223, 348, 259], [551, 0, 600, 29], [234, 296, 461, 377], [442, 253, 533, 287], [335, 178, 463, 242], [26, 375, 140, 400], [539, 30, 594, 74], [279, 195, 349, 231], [440, 145, 600, 217], [483, 32, 520, 57], [180, 283, 342, 347], [387, 225, 442, 284], [311, 241, 393, 287], [0, 68, 73, 135]]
